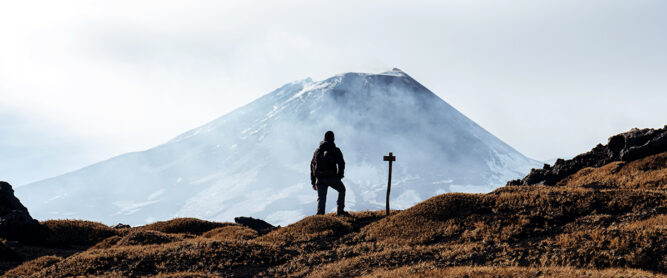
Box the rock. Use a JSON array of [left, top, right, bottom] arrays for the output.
[[112, 223, 131, 229], [508, 126, 667, 186], [620, 129, 666, 162], [234, 216, 276, 235], [0, 181, 44, 242], [607, 134, 625, 157]]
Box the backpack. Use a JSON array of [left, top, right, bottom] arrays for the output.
[[313, 146, 337, 178]]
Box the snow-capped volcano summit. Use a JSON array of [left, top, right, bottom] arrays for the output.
[[17, 69, 540, 226]]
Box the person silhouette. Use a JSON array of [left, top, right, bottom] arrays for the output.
[[310, 131, 348, 216]]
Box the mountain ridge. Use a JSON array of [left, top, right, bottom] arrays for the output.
[[17, 69, 539, 226]]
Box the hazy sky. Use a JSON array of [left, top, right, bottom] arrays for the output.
[[1, 1, 666, 185]]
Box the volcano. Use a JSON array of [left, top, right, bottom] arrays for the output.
[[17, 68, 539, 225]]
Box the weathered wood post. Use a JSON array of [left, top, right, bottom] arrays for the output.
[[383, 152, 396, 216]]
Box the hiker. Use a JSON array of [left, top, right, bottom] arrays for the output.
[[310, 130, 348, 216]]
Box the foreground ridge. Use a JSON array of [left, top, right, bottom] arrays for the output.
[[1, 128, 665, 277], [508, 126, 666, 186]]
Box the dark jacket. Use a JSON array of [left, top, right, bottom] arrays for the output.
[[310, 141, 345, 185]]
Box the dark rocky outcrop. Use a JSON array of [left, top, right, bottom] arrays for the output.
[[0, 181, 45, 242], [112, 223, 131, 229], [234, 216, 276, 235], [508, 126, 667, 186]]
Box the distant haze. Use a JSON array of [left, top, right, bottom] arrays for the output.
[[1, 1, 666, 185], [16, 70, 540, 226]]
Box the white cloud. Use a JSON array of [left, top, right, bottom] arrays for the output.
[[1, 0, 666, 184]]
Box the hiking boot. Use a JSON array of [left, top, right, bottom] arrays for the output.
[[336, 211, 350, 216]]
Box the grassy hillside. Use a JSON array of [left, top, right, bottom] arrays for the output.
[[1, 152, 665, 277]]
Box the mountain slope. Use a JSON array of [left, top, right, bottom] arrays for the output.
[[1, 128, 665, 276], [17, 69, 539, 226]]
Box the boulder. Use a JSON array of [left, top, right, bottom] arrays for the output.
[[0, 181, 44, 242], [234, 216, 276, 235], [112, 223, 131, 229]]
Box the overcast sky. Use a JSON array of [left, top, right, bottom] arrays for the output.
[[1, 0, 666, 185]]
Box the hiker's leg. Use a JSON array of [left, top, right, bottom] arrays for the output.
[[316, 179, 328, 215], [330, 179, 346, 212]]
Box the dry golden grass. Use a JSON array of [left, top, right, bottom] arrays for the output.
[[113, 230, 186, 247], [30, 238, 286, 277], [41, 219, 118, 246], [137, 217, 231, 235], [558, 152, 667, 190], [359, 264, 664, 278], [89, 235, 122, 250], [541, 213, 666, 271], [3, 255, 61, 278], [361, 185, 665, 245], [146, 272, 218, 278], [303, 244, 447, 278], [360, 193, 488, 245], [3, 153, 665, 277], [201, 225, 258, 241], [256, 215, 353, 247]]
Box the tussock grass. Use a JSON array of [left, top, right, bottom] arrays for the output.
[[89, 235, 121, 250], [305, 245, 442, 278], [359, 264, 662, 278], [361, 193, 488, 245], [146, 272, 218, 277], [41, 219, 118, 246], [30, 238, 286, 277], [356, 183, 666, 272], [362, 187, 665, 245], [113, 230, 186, 248], [558, 152, 667, 189], [137, 217, 231, 235], [3, 255, 61, 278], [256, 215, 353, 246], [542, 214, 666, 271], [201, 225, 258, 241], [3, 153, 665, 276]]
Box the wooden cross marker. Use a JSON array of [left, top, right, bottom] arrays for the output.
[[383, 152, 396, 216]]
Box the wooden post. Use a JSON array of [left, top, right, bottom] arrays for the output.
[[383, 152, 396, 216]]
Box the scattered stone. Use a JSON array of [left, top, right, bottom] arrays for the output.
[[234, 216, 276, 235], [112, 223, 131, 229], [508, 126, 667, 186]]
